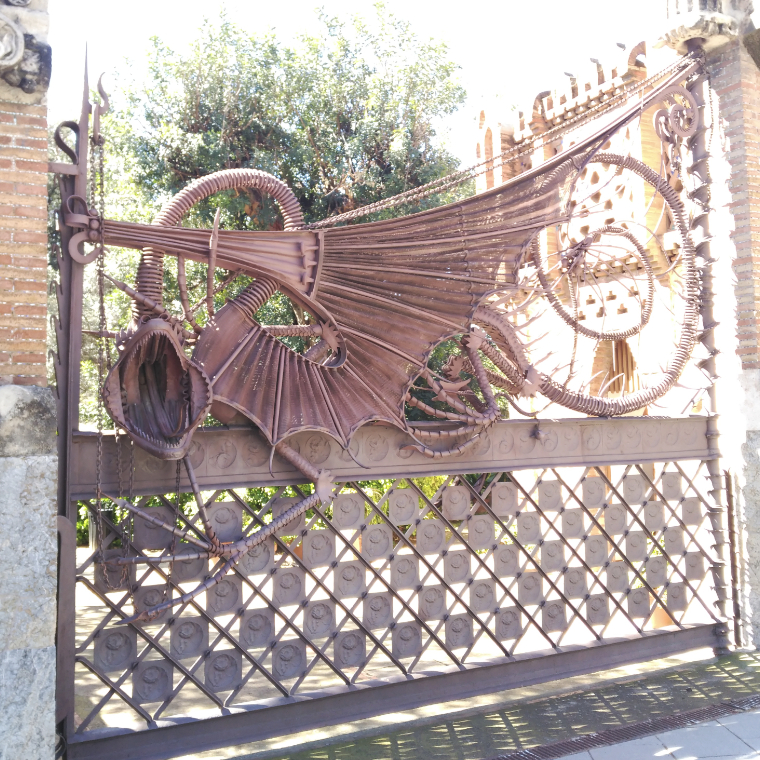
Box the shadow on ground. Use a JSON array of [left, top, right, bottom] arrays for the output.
[[237, 653, 760, 760]]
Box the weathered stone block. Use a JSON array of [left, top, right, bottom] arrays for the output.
[[0, 646, 55, 760], [0, 384, 55, 456], [0, 452, 56, 650]]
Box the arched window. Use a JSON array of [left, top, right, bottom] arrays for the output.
[[589, 340, 639, 397], [612, 339, 639, 395], [484, 127, 494, 190]]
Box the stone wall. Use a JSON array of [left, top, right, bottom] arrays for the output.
[[0, 385, 57, 759]]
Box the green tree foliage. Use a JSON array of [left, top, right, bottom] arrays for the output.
[[109, 6, 471, 229], [50, 9, 496, 545]]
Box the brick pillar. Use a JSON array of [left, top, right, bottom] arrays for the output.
[[0, 2, 51, 387], [708, 39, 760, 370], [706, 34, 760, 649], [0, 100, 48, 386], [653, 0, 760, 648]]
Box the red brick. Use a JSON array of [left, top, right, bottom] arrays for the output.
[[12, 376, 47, 386], [13, 160, 48, 173], [15, 183, 47, 196], [16, 117, 45, 128], [0, 102, 45, 116], [15, 137, 45, 149], [14, 281, 47, 292], [13, 206, 46, 219], [11, 353, 44, 364], [11, 256, 46, 268], [12, 329, 45, 340], [13, 305, 45, 316], [13, 232, 47, 244]]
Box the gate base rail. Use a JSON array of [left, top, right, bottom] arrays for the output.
[[67, 624, 718, 760]]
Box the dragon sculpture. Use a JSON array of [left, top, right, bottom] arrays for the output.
[[57, 54, 704, 622]]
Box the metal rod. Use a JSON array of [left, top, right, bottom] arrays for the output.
[[725, 470, 744, 648]]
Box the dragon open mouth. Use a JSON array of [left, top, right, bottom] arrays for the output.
[[103, 319, 213, 459]]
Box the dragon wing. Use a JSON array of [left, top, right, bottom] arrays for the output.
[[191, 163, 566, 446]]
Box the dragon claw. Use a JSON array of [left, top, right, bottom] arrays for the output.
[[115, 610, 151, 626]]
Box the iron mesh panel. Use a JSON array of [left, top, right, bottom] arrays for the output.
[[72, 459, 720, 735]]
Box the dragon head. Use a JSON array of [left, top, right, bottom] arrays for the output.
[[103, 319, 213, 460]]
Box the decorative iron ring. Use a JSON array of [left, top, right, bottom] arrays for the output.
[[532, 224, 655, 342], [536, 151, 700, 416], [653, 84, 699, 142]]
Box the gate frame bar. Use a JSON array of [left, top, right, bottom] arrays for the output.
[[66, 624, 717, 760]]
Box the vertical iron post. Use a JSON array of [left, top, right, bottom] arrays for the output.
[[724, 470, 744, 647], [686, 38, 731, 653]]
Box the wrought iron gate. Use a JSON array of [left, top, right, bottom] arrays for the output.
[[51, 55, 732, 760], [55, 418, 729, 759]]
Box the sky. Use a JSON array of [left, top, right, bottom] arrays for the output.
[[47, 0, 727, 165]]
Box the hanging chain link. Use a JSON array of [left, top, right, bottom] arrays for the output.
[[156, 462, 181, 612], [92, 131, 105, 565], [115, 426, 123, 497], [166, 460, 181, 603], [90, 109, 128, 591], [129, 438, 135, 501]]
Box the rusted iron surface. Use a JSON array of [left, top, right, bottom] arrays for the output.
[[98, 109, 703, 457], [69, 416, 713, 498], [81, 55, 702, 469]]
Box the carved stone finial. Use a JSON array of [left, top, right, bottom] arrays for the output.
[[1, 33, 50, 94], [0, 10, 50, 95], [0, 11, 24, 70], [657, 0, 755, 53]]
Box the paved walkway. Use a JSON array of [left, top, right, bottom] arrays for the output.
[[184, 651, 760, 760], [558, 709, 760, 760]]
